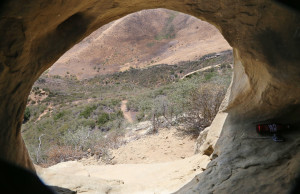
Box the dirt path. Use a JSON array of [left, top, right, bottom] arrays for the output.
[[111, 128, 195, 164], [180, 63, 221, 79], [36, 104, 53, 121], [121, 100, 135, 123]]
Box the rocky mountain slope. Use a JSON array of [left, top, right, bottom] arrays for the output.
[[49, 9, 231, 79]]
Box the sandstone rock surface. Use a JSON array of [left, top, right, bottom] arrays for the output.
[[37, 154, 211, 194], [0, 0, 300, 193], [176, 118, 300, 194]]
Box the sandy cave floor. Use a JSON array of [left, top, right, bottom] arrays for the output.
[[36, 128, 211, 194]]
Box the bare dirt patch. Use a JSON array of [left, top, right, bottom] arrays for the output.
[[111, 127, 196, 164], [37, 126, 203, 193], [120, 100, 136, 123]]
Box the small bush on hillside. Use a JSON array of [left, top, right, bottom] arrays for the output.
[[47, 145, 84, 166], [106, 117, 125, 130], [110, 99, 121, 106], [62, 127, 94, 151], [58, 127, 124, 165], [23, 107, 31, 123], [80, 105, 97, 119], [54, 110, 66, 121], [178, 83, 226, 135], [204, 71, 215, 81], [136, 112, 145, 121], [109, 110, 123, 120], [97, 113, 110, 125], [82, 119, 96, 129]]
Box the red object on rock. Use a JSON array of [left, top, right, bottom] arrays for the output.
[[256, 124, 290, 135]]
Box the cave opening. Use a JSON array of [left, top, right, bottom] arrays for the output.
[[21, 8, 233, 193]]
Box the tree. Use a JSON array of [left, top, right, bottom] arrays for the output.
[[36, 134, 45, 163], [178, 83, 226, 135], [150, 95, 171, 132]]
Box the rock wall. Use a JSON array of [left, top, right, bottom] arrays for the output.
[[177, 114, 300, 193], [190, 82, 300, 193], [0, 0, 300, 192]]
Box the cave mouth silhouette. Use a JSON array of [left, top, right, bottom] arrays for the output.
[[22, 8, 232, 175]]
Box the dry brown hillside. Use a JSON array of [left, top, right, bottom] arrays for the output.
[[49, 8, 231, 79]]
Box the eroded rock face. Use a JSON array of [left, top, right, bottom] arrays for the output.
[[184, 82, 300, 193], [177, 116, 300, 194], [0, 0, 299, 192]]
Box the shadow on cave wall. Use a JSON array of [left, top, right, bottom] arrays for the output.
[[50, 186, 76, 194]]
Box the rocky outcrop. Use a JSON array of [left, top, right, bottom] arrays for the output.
[[184, 78, 300, 194], [0, 0, 300, 193], [176, 116, 300, 194], [194, 80, 231, 156], [37, 154, 211, 194], [194, 112, 228, 156]]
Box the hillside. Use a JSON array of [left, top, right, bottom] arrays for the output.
[[49, 9, 231, 79], [22, 9, 234, 193], [22, 51, 233, 167]]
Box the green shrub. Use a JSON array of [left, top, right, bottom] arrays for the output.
[[23, 107, 31, 123], [220, 63, 227, 69], [58, 123, 70, 135], [110, 99, 120, 106], [54, 111, 66, 121], [82, 119, 96, 129], [177, 83, 226, 136], [109, 110, 123, 120], [97, 113, 110, 125], [204, 72, 215, 81], [80, 105, 97, 119], [135, 112, 144, 121]]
